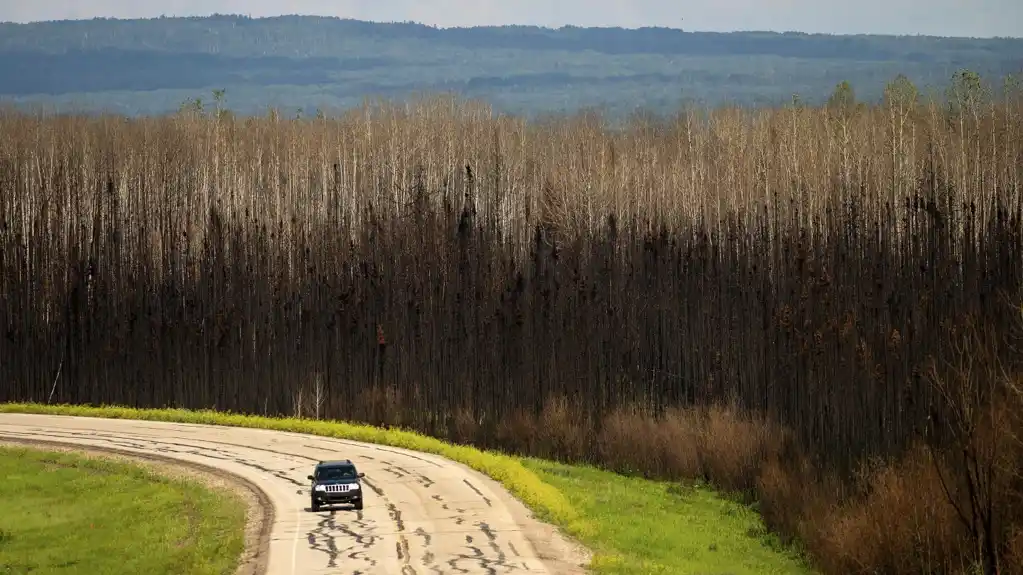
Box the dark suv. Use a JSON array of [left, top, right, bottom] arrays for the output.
[[308, 460, 365, 512]]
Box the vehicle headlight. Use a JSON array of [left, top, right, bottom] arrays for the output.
[[349, 484, 360, 490], [314, 485, 326, 492]]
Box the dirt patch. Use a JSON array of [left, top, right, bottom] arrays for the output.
[[0, 437, 272, 575]]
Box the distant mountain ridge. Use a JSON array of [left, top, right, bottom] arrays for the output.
[[3, 15, 1020, 59], [0, 14, 1020, 117]]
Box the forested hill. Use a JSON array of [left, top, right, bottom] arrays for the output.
[[1, 14, 1021, 117]]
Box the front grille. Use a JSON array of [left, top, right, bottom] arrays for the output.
[[322, 483, 357, 493]]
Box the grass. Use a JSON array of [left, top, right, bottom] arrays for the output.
[[0, 402, 815, 574], [0, 444, 246, 575], [523, 458, 811, 575]]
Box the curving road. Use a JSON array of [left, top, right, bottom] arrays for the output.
[[0, 413, 589, 575]]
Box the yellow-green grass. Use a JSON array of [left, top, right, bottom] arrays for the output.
[[0, 402, 815, 574], [523, 458, 812, 575], [0, 444, 246, 575]]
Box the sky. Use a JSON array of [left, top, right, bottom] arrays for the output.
[[0, 0, 1019, 39]]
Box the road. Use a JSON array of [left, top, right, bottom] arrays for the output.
[[0, 413, 589, 575]]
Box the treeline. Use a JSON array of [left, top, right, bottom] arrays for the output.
[[2, 73, 1023, 572], [2, 14, 1021, 116], [0, 50, 391, 95], [4, 15, 1022, 62]]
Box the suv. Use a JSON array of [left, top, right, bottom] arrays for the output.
[[308, 460, 365, 512]]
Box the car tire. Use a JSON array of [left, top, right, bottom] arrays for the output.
[[353, 498, 363, 511], [311, 498, 321, 512]]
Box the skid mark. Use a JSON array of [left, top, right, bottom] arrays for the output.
[[382, 463, 407, 480], [387, 503, 407, 532], [361, 477, 386, 496], [10, 426, 317, 465], [303, 444, 376, 462], [3, 429, 312, 488], [307, 511, 342, 568], [307, 508, 380, 572], [387, 502, 416, 574], [479, 522, 507, 564], [324, 439, 444, 468], [431, 494, 450, 511], [382, 460, 436, 489], [412, 526, 440, 572], [462, 479, 493, 507]]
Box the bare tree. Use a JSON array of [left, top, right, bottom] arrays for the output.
[[313, 372, 325, 421], [926, 314, 1018, 575], [291, 373, 326, 420], [293, 387, 304, 420]]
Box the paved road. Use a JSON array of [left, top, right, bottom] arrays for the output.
[[0, 413, 588, 575]]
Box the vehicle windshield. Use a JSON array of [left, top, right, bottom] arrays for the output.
[[316, 466, 357, 481]]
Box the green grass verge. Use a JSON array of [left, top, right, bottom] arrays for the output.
[[0, 444, 246, 575], [0, 402, 815, 574], [523, 458, 813, 575]]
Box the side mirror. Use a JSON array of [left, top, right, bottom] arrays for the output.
[[358, 472, 365, 478], [307, 475, 314, 481]]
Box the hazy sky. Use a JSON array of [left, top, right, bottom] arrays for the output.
[[0, 0, 1019, 38]]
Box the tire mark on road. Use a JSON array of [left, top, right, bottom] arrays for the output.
[[479, 522, 507, 564], [316, 439, 444, 468], [3, 429, 313, 488], [462, 479, 493, 507], [303, 444, 376, 462], [361, 476, 385, 496], [8, 427, 318, 466], [413, 526, 441, 574], [307, 510, 342, 568], [307, 508, 382, 573], [382, 460, 435, 489], [387, 502, 418, 574]]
